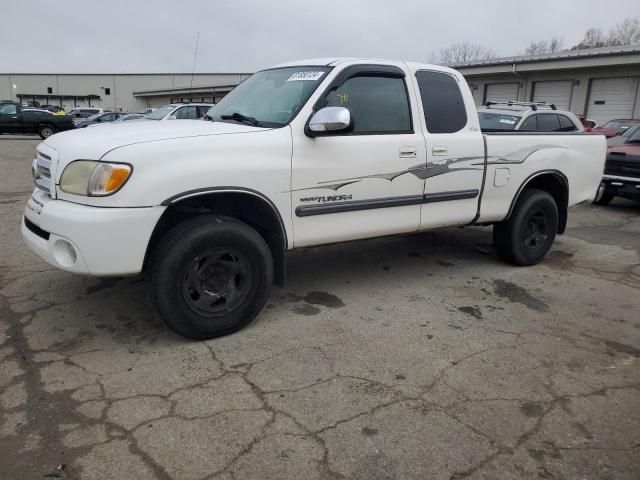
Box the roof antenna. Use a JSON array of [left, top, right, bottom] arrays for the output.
[[189, 31, 200, 98]]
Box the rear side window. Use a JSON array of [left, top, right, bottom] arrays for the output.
[[537, 114, 561, 132], [415, 71, 467, 133], [0, 104, 17, 114], [520, 115, 538, 131], [324, 76, 412, 134], [558, 115, 577, 131]]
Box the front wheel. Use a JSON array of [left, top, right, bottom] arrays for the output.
[[493, 189, 558, 266], [148, 215, 274, 339], [593, 189, 614, 206], [38, 124, 55, 139]]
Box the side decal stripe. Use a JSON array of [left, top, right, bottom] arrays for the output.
[[295, 189, 479, 217]]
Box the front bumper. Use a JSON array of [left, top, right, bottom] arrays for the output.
[[22, 189, 165, 276]]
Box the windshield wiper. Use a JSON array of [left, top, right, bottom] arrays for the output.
[[220, 112, 261, 126]]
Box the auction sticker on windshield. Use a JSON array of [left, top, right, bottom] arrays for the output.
[[287, 71, 325, 81]]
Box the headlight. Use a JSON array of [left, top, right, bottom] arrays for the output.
[[59, 161, 132, 196]]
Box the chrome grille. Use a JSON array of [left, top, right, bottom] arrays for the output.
[[34, 150, 52, 195]]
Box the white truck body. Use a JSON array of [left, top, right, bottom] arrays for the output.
[[21, 58, 606, 338]]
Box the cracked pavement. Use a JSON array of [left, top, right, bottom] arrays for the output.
[[1, 136, 639, 479]]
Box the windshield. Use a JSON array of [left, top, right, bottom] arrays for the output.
[[603, 120, 633, 130], [206, 66, 330, 127], [626, 127, 640, 143], [147, 105, 176, 120], [478, 112, 521, 131]]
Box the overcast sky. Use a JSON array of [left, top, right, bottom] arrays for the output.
[[1, 0, 638, 73]]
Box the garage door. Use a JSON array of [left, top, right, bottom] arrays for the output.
[[587, 77, 639, 125], [484, 83, 519, 104], [532, 81, 573, 110]]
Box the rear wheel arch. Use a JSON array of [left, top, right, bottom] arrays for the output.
[[506, 170, 568, 234], [145, 189, 287, 286]]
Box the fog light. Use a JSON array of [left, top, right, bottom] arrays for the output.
[[53, 239, 78, 267]]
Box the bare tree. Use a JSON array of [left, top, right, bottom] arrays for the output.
[[524, 40, 549, 55], [548, 37, 564, 52], [572, 17, 640, 49], [607, 17, 640, 46], [433, 42, 496, 64]]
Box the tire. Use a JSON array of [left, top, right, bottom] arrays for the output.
[[148, 215, 274, 339], [38, 124, 55, 139], [493, 188, 558, 266], [593, 191, 614, 206]]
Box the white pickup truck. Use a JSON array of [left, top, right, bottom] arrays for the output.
[[22, 58, 606, 339]]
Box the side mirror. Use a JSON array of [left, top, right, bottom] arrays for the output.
[[168, 114, 177, 120], [308, 107, 351, 135]]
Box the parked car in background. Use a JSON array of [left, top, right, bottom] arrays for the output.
[[87, 113, 147, 127], [114, 113, 147, 122], [0, 101, 74, 138], [595, 126, 640, 205], [477, 102, 583, 132], [144, 103, 213, 121], [66, 107, 104, 120], [141, 108, 156, 115], [588, 119, 640, 138], [75, 112, 126, 128], [607, 123, 640, 147]]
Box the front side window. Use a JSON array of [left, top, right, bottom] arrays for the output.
[[0, 104, 17, 115], [323, 75, 411, 134], [207, 66, 330, 127], [416, 71, 467, 133]]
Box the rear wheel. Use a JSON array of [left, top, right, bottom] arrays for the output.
[[493, 189, 558, 266], [148, 215, 273, 339], [38, 124, 55, 139]]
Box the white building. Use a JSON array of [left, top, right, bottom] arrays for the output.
[[452, 45, 640, 125], [0, 73, 250, 112]]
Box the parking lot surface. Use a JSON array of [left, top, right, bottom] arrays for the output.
[[1, 135, 639, 479]]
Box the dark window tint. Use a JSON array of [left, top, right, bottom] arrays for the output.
[[324, 76, 411, 133], [105, 88, 111, 95], [416, 70, 467, 133], [520, 115, 538, 131], [558, 115, 577, 131], [537, 114, 561, 132]]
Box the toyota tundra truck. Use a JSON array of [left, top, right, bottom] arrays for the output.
[[22, 58, 606, 339]]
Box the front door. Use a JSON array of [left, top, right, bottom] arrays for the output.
[[0, 103, 19, 134], [291, 65, 427, 247]]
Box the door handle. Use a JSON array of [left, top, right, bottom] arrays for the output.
[[399, 147, 417, 158], [432, 145, 448, 156]]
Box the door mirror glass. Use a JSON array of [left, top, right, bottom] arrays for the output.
[[308, 106, 351, 133]]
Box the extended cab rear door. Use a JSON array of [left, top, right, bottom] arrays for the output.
[[411, 69, 486, 228], [290, 63, 427, 247]]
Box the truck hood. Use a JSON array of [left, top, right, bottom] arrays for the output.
[[43, 119, 264, 161]]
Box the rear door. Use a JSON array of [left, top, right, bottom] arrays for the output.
[[413, 70, 486, 229]]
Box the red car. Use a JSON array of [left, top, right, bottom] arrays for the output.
[[594, 126, 640, 204], [588, 119, 640, 138]]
